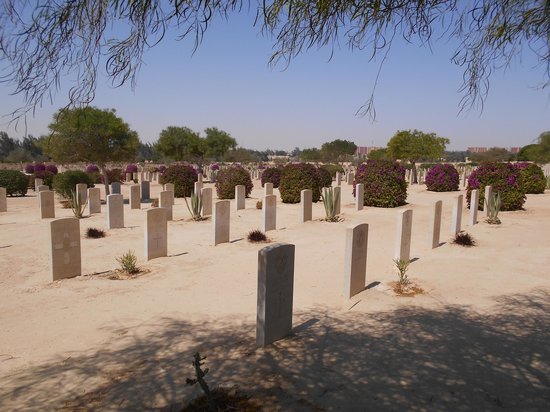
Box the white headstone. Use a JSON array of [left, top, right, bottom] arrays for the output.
[[213, 200, 230, 245], [264, 182, 273, 196], [145, 208, 168, 261], [164, 183, 175, 205], [469, 189, 479, 226], [34, 178, 43, 192], [140, 181, 150, 201], [0, 187, 6, 212], [130, 184, 141, 209], [431, 200, 442, 249], [159, 190, 174, 221], [111, 181, 121, 194], [39, 190, 55, 219], [394, 209, 413, 261], [343, 223, 369, 299], [355, 183, 364, 211], [335, 172, 342, 186], [256, 243, 295, 347], [107, 194, 124, 228], [50, 217, 81, 281], [201, 187, 213, 216], [347, 172, 355, 185], [451, 194, 463, 236], [300, 189, 312, 222], [87, 187, 101, 214], [333, 186, 341, 215], [76, 183, 87, 204], [235, 185, 245, 210], [194, 181, 203, 195], [483, 185, 493, 217], [36, 184, 48, 205], [262, 195, 277, 232]]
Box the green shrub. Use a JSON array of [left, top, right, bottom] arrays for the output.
[[279, 163, 321, 204], [215, 166, 253, 199], [32, 170, 55, 188], [260, 167, 283, 188], [515, 163, 546, 194], [466, 162, 525, 211], [0, 169, 28, 196], [52, 171, 94, 200], [317, 167, 333, 188], [159, 164, 198, 197], [354, 160, 407, 207], [320, 163, 344, 177]]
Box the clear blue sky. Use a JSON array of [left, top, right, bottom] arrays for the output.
[[1, 11, 548, 151]]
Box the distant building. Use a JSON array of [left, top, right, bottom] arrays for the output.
[[355, 146, 383, 158], [509, 147, 521, 154], [468, 147, 520, 153]]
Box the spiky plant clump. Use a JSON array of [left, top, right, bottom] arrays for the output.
[[247, 229, 267, 243], [256, 200, 262, 209], [485, 191, 502, 224], [69, 189, 87, 218], [453, 231, 477, 247], [321, 186, 341, 222], [116, 250, 140, 274], [184, 191, 204, 221], [393, 258, 411, 287], [86, 227, 106, 238]]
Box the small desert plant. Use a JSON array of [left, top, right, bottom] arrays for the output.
[[186, 353, 219, 411], [453, 231, 477, 246], [247, 229, 267, 242], [485, 191, 502, 224], [321, 186, 341, 222], [184, 191, 204, 221], [256, 200, 262, 209], [69, 190, 87, 218], [86, 228, 106, 238], [394, 258, 411, 287], [116, 250, 140, 274]]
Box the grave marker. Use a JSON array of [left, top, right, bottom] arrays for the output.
[[145, 208, 168, 260], [213, 200, 230, 245], [159, 190, 174, 221], [50, 217, 81, 281], [262, 195, 277, 232], [483, 185, 493, 217], [39, 190, 55, 219], [394, 209, 413, 261], [87, 187, 101, 214], [130, 184, 141, 209], [34, 178, 43, 192], [264, 182, 273, 196], [111, 181, 121, 194], [343, 223, 369, 299], [107, 194, 124, 228], [235, 185, 245, 210], [355, 183, 364, 211], [300, 189, 312, 222], [140, 181, 150, 201], [451, 194, 463, 236], [76, 183, 88, 204], [201, 187, 213, 216], [469, 189, 479, 226], [0, 187, 6, 212], [334, 186, 341, 215], [431, 200, 442, 248]]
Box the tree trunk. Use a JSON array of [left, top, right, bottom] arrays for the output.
[[100, 165, 110, 196], [412, 161, 418, 184]]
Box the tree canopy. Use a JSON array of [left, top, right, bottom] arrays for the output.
[[470, 147, 514, 162], [387, 130, 449, 163], [1, 1, 548, 121], [320, 139, 357, 162], [517, 131, 550, 163]]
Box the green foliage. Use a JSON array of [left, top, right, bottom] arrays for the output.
[[32, 170, 55, 189], [184, 191, 204, 221], [316, 167, 332, 188], [321, 187, 341, 222], [223, 148, 263, 163], [355, 160, 407, 208], [116, 250, 140, 274], [0, 169, 28, 196], [470, 147, 513, 162], [204, 127, 237, 160], [44, 107, 139, 174], [393, 259, 411, 287], [279, 163, 321, 204], [517, 144, 540, 161], [516, 132, 550, 164], [485, 191, 502, 224], [0, 132, 45, 162], [69, 190, 87, 218], [247, 229, 268, 243], [320, 139, 357, 162], [215, 167, 253, 199], [159, 164, 198, 198], [260, 167, 283, 188], [320, 163, 344, 177], [516, 163, 546, 194], [387, 130, 448, 163], [52, 171, 94, 200], [86, 228, 106, 238], [156, 126, 203, 161], [299, 148, 321, 161], [367, 148, 388, 160]]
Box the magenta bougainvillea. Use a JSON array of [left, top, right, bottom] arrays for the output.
[[261, 166, 283, 188], [425, 164, 459, 192], [354, 160, 407, 207]]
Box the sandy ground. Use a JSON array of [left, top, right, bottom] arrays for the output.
[[0, 179, 549, 411]]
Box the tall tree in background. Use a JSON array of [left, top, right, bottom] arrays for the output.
[[320, 139, 357, 162], [1, 1, 548, 122], [204, 127, 237, 160], [470, 147, 514, 162], [387, 130, 449, 183], [43, 107, 139, 194], [517, 131, 550, 163], [155, 127, 203, 162]]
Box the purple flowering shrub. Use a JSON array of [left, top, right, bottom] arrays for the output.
[[160, 164, 198, 197], [354, 160, 407, 207], [316, 167, 333, 188], [45, 164, 58, 174], [34, 163, 46, 172], [24, 163, 35, 174], [515, 163, 546, 194], [279, 163, 321, 203], [86, 164, 100, 173], [125, 163, 138, 173], [215, 166, 253, 199], [425, 164, 459, 192], [210, 163, 220, 171], [466, 162, 525, 211], [32, 170, 55, 188], [261, 167, 283, 188], [158, 165, 167, 174]]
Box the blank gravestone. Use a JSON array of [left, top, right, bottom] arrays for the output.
[[201, 187, 212, 216], [145, 208, 167, 261], [347, 172, 355, 185], [451, 194, 463, 236], [235, 185, 245, 210], [50, 217, 81, 281], [355, 183, 364, 211], [76, 183, 87, 204], [343, 223, 369, 299], [159, 190, 174, 221], [264, 183, 273, 196], [256, 243, 295, 347], [36, 185, 49, 205], [87, 187, 101, 214], [130, 184, 141, 209], [34, 178, 43, 192], [469, 189, 479, 226], [107, 194, 124, 229], [111, 182, 121, 195], [262, 195, 277, 232], [394, 209, 413, 261], [335, 172, 342, 186], [194, 181, 202, 195], [431, 200, 443, 249], [300, 189, 312, 222], [140, 181, 150, 201], [333, 186, 341, 215], [164, 183, 175, 205], [483, 185, 493, 217], [213, 200, 230, 245], [39, 190, 55, 219], [0, 187, 6, 212]]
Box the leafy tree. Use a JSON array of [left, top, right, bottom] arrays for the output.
[[470, 147, 514, 162], [517, 144, 540, 161], [387, 130, 449, 183], [43, 107, 139, 193], [0, 132, 17, 160], [300, 148, 322, 162], [204, 127, 237, 160], [367, 148, 389, 160], [445, 151, 468, 162], [156, 126, 203, 162], [223, 148, 262, 163], [1, 1, 548, 120], [136, 142, 161, 162], [518, 131, 550, 163], [320, 139, 357, 162]]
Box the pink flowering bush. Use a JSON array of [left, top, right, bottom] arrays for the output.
[[466, 162, 525, 211], [215, 166, 253, 199], [425, 164, 459, 192], [354, 160, 407, 207]]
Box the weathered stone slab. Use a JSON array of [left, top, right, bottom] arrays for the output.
[[431, 200, 442, 249], [111, 181, 121, 194], [469, 189, 479, 226], [87, 187, 101, 214], [483, 185, 493, 217], [256, 243, 295, 347], [39, 190, 55, 219], [333, 186, 341, 215], [301, 189, 312, 222], [159, 190, 174, 221], [107, 194, 124, 228], [0, 187, 6, 212], [235, 185, 245, 210], [213, 200, 230, 245], [262, 195, 277, 232], [335, 172, 342, 186], [36, 185, 49, 205], [76, 183, 88, 204], [130, 184, 141, 209], [347, 172, 355, 185], [194, 181, 203, 195], [355, 183, 364, 211], [394, 209, 413, 261], [140, 181, 150, 201], [145, 208, 168, 261], [201, 187, 212, 216], [451, 194, 463, 236], [343, 223, 369, 299], [50, 217, 81, 281], [264, 182, 273, 196], [34, 178, 43, 192]]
